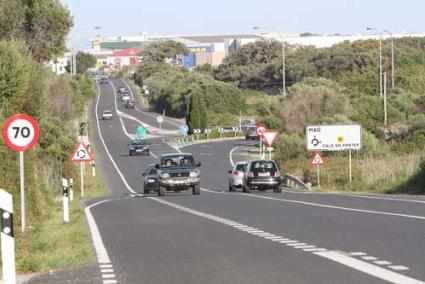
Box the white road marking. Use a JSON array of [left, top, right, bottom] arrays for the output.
[[287, 243, 307, 246], [362, 256, 379, 261], [101, 269, 114, 273], [350, 252, 367, 256], [100, 264, 113, 268], [374, 260, 393, 265], [389, 265, 410, 271], [102, 274, 116, 279], [103, 280, 118, 284], [315, 251, 420, 284], [203, 188, 425, 221], [294, 245, 316, 249], [229, 146, 245, 167], [303, 248, 327, 252]]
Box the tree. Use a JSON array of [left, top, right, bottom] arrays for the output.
[[142, 40, 189, 63], [186, 93, 202, 133], [0, 0, 73, 62], [76, 51, 96, 74]]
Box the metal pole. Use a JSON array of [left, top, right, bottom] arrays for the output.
[[384, 72, 387, 126], [317, 165, 320, 189], [379, 33, 383, 98], [282, 39, 286, 96], [349, 150, 352, 182], [239, 111, 242, 132], [269, 148, 272, 160], [19, 151, 25, 232], [259, 138, 263, 159], [391, 35, 395, 89], [80, 163, 84, 197]]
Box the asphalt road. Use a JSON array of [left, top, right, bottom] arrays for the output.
[[84, 79, 425, 284]]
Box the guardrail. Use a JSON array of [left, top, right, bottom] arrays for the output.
[[281, 174, 310, 190]]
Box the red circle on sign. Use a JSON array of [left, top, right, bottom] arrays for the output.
[[255, 124, 268, 138], [2, 114, 40, 151]]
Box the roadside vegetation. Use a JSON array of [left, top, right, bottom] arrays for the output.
[[0, 0, 106, 274], [127, 37, 425, 194]]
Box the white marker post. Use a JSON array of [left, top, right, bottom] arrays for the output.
[[69, 178, 74, 201], [157, 116, 164, 135], [91, 161, 96, 177], [0, 189, 16, 284], [62, 179, 69, 223]]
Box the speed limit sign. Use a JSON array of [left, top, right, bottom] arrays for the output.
[[255, 124, 268, 138], [2, 114, 39, 151]]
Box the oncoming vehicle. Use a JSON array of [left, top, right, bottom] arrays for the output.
[[128, 139, 150, 156], [99, 76, 109, 84], [117, 87, 127, 93], [142, 164, 159, 194], [228, 161, 248, 191], [243, 160, 282, 193], [156, 153, 201, 196], [245, 127, 259, 140], [102, 110, 113, 120], [121, 93, 131, 102]]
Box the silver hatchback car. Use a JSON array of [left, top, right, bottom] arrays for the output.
[[228, 161, 248, 191]]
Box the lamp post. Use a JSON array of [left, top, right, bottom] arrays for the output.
[[384, 30, 395, 89], [253, 26, 286, 96], [366, 27, 383, 98]]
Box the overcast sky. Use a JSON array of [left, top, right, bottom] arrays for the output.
[[61, 0, 425, 50]]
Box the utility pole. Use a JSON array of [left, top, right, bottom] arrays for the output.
[[384, 72, 387, 126]]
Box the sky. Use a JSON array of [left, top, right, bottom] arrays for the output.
[[61, 0, 425, 50]]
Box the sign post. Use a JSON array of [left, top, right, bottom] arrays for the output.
[[306, 124, 361, 183], [311, 152, 325, 189], [0, 189, 16, 284], [70, 142, 94, 197], [2, 114, 39, 232]]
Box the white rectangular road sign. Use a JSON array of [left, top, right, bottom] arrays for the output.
[[306, 124, 362, 151]]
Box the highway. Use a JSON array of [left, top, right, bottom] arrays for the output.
[[85, 78, 425, 284]]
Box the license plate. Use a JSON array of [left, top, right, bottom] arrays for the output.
[[258, 172, 270, 177]]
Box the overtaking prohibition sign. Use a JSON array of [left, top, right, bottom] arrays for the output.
[[2, 114, 39, 151]]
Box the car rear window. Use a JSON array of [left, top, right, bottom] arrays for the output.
[[250, 161, 277, 172], [148, 168, 157, 175], [236, 164, 245, 171]]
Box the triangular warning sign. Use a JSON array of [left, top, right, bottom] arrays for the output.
[[70, 142, 94, 162], [263, 131, 279, 147], [311, 152, 325, 166]]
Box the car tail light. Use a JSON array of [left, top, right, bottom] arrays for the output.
[[248, 171, 254, 178], [232, 171, 240, 176], [274, 171, 281, 177]]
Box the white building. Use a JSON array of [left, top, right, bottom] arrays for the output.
[[46, 52, 71, 75]]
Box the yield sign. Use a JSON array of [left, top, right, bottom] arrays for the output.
[[311, 152, 325, 166], [263, 131, 278, 147], [70, 142, 94, 162]]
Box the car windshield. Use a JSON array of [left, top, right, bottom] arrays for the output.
[[103, 110, 112, 114], [161, 155, 195, 167], [131, 140, 146, 145], [251, 161, 277, 172]]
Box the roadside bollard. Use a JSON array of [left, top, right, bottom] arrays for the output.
[[0, 189, 16, 284], [91, 161, 96, 177], [62, 179, 69, 223]]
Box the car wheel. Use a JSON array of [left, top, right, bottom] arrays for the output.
[[192, 185, 201, 195], [274, 185, 282, 193], [143, 186, 150, 194], [229, 183, 235, 192], [243, 185, 251, 193], [158, 186, 166, 196]]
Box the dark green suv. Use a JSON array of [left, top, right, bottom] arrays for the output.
[[155, 153, 201, 196]]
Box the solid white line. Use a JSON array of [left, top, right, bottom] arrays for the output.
[[101, 269, 114, 273], [344, 194, 425, 204], [85, 199, 112, 265], [229, 146, 246, 167], [206, 189, 425, 221], [95, 81, 138, 195], [374, 260, 392, 265], [314, 251, 421, 284]]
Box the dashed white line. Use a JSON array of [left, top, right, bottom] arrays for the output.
[[389, 265, 410, 271], [362, 256, 379, 261], [103, 280, 118, 284], [350, 252, 367, 256], [102, 274, 116, 279], [374, 260, 393, 265], [101, 269, 114, 273]]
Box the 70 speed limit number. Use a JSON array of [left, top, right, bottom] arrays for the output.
[[2, 114, 39, 151]]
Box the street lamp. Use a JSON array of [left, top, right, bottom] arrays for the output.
[[384, 29, 395, 89], [366, 27, 383, 98], [253, 26, 286, 96]]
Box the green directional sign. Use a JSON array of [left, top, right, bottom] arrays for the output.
[[135, 125, 147, 139]]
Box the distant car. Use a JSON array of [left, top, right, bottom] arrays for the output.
[[125, 99, 135, 108], [243, 160, 282, 193], [128, 139, 150, 156], [121, 93, 131, 102], [156, 153, 201, 196], [245, 128, 259, 140], [101, 110, 113, 120], [228, 161, 248, 191], [99, 77, 109, 84], [142, 164, 159, 194], [117, 87, 127, 93]]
